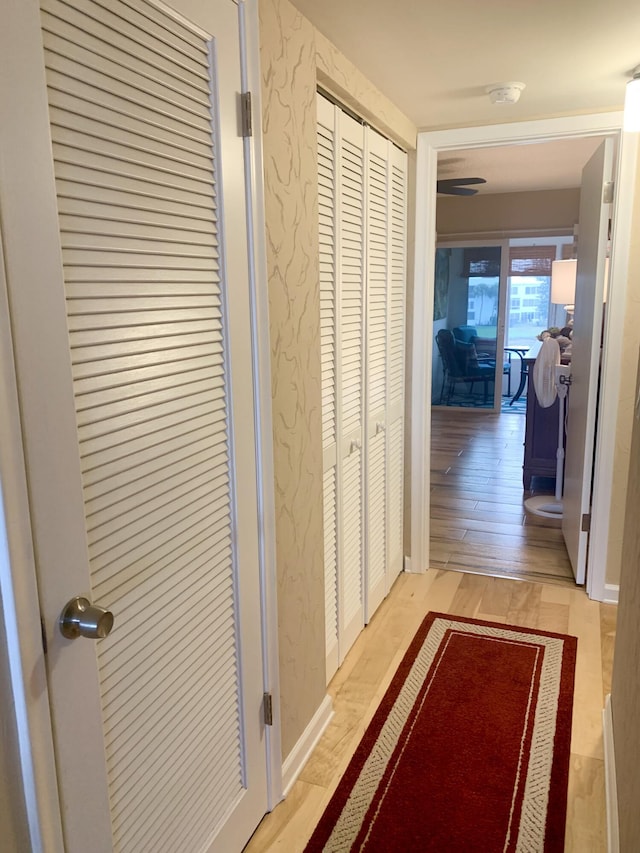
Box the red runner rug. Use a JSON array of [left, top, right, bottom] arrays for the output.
[[305, 612, 577, 852]]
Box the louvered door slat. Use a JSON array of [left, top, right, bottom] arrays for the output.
[[43, 0, 208, 80], [364, 131, 389, 620], [339, 113, 364, 455], [323, 467, 339, 680], [84, 438, 224, 515], [40, 0, 248, 848], [367, 432, 386, 597], [317, 94, 340, 681], [43, 21, 208, 105], [386, 148, 407, 580], [81, 411, 225, 485], [79, 398, 226, 461], [341, 449, 362, 631]]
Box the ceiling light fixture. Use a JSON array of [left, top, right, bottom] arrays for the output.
[[623, 66, 640, 132], [486, 82, 525, 105]]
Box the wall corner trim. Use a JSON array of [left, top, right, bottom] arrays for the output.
[[603, 694, 620, 853], [281, 695, 334, 797]]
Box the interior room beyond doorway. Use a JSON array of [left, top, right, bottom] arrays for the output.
[[430, 408, 575, 585]]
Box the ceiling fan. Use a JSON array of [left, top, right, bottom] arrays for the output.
[[436, 176, 487, 196]]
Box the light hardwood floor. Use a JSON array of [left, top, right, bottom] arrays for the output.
[[430, 406, 576, 585], [245, 570, 616, 852], [245, 408, 613, 851]]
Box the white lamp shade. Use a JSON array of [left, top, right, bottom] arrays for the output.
[[624, 76, 640, 133], [551, 259, 577, 305]]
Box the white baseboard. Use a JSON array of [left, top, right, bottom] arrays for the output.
[[281, 695, 334, 797], [603, 584, 620, 605], [603, 694, 619, 853], [403, 555, 412, 573]]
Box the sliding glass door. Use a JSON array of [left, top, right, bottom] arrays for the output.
[[432, 241, 508, 411]]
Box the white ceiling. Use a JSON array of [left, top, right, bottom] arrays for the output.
[[289, 0, 637, 193], [437, 136, 605, 195], [288, 0, 640, 131]]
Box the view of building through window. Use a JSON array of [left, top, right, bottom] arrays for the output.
[[506, 275, 551, 347], [466, 240, 572, 350], [467, 275, 552, 348]]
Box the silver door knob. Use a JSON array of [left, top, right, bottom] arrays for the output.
[[59, 597, 114, 640]]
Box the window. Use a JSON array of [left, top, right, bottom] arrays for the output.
[[506, 245, 556, 347]]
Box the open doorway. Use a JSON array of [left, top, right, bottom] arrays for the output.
[[411, 115, 629, 604], [431, 137, 602, 580]]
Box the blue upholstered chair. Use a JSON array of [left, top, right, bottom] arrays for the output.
[[452, 326, 512, 396], [435, 329, 494, 405]]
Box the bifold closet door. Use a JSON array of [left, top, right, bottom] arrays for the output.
[[317, 94, 407, 676], [317, 95, 340, 680], [364, 129, 389, 619], [317, 95, 365, 682], [364, 135, 407, 623], [385, 144, 408, 586], [337, 112, 366, 659]]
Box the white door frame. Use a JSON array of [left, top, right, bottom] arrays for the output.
[[0, 0, 281, 847], [410, 111, 637, 603]]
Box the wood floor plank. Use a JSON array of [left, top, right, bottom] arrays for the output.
[[568, 590, 605, 760], [462, 528, 566, 549], [447, 572, 489, 617], [599, 603, 617, 701], [431, 483, 526, 502], [429, 494, 479, 511], [565, 755, 607, 853], [429, 522, 467, 542], [536, 601, 571, 634], [438, 539, 573, 574], [478, 575, 519, 618], [431, 505, 526, 526], [243, 779, 327, 852], [505, 581, 543, 625]]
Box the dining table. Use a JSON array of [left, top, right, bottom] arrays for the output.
[[504, 346, 530, 405]]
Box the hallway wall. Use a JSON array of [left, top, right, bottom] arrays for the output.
[[436, 188, 580, 240], [611, 344, 640, 849], [258, 0, 416, 759]]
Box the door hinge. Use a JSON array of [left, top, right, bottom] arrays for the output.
[[241, 92, 252, 138], [263, 692, 273, 726], [603, 181, 615, 204], [40, 618, 48, 656], [581, 513, 591, 533]]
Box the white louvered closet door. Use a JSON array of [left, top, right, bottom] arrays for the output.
[[317, 95, 339, 681], [317, 95, 407, 673], [337, 111, 366, 659], [364, 129, 390, 621], [8, 1, 268, 850], [386, 145, 408, 584]]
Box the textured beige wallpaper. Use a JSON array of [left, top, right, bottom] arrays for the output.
[[314, 31, 416, 151], [259, 0, 326, 760], [258, 0, 416, 761]]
